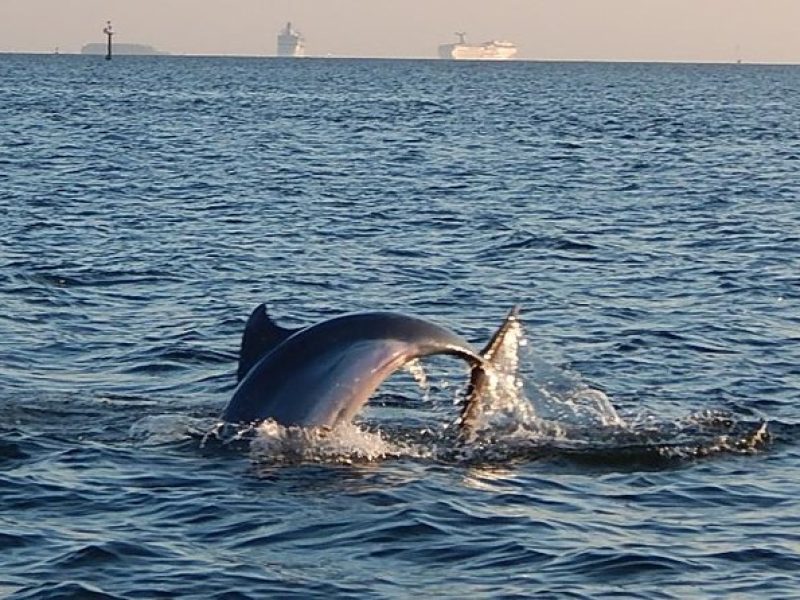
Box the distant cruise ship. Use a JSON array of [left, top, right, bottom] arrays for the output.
[[438, 32, 517, 60], [277, 22, 305, 57]]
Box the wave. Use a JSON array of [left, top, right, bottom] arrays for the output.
[[9, 581, 125, 600]]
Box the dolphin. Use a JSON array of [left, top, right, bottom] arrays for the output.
[[221, 304, 520, 434]]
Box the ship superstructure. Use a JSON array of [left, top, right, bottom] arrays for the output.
[[277, 22, 305, 57], [438, 32, 517, 60]]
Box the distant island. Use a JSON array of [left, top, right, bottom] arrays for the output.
[[81, 43, 168, 56]]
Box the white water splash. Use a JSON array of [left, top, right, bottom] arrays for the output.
[[526, 383, 624, 429], [249, 420, 423, 464], [465, 316, 625, 441]]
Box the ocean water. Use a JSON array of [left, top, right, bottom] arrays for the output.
[[1, 54, 799, 598]]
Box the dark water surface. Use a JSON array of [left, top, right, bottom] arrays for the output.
[[1, 54, 799, 598]]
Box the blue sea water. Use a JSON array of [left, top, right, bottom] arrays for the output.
[[1, 53, 799, 598]]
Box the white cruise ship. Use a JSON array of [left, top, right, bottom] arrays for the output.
[[438, 32, 517, 60], [277, 22, 305, 57]]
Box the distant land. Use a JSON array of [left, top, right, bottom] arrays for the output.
[[81, 43, 168, 56]]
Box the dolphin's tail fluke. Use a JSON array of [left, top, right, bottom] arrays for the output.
[[459, 305, 521, 440]]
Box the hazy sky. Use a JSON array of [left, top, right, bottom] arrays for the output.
[[1, 0, 799, 63]]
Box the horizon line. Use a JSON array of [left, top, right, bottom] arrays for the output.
[[2, 50, 798, 67]]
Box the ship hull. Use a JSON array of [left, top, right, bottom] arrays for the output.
[[438, 42, 517, 60], [277, 36, 305, 57]]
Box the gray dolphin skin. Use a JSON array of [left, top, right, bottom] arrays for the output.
[[222, 304, 520, 432]]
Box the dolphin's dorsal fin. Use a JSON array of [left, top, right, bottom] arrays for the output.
[[237, 304, 302, 382]]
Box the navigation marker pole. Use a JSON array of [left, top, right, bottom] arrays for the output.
[[103, 21, 114, 60]]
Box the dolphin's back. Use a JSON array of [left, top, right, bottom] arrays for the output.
[[222, 311, 481, 427]]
